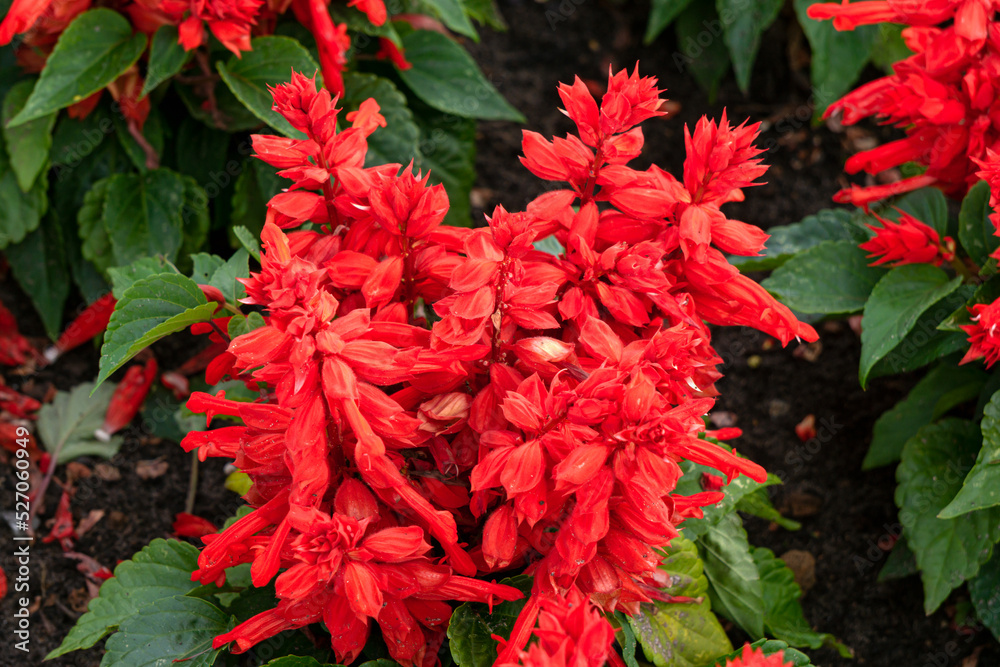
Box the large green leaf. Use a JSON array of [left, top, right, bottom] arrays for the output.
[[9, 9, 147, 125], [142, 25, 190, 97], [940, 391, 1000, 517], [175, 78, 262, 133], [644, 0, 696, 44], [103, 169, 191, 266], [107, 256, 181, 299], [101, 595, 233, 667], [717, 0, 783, 94], [628, 536, 732, 667], [448, 576, 530, 667], [396, 30, 523, 122], [37, 381, 122, 463], [7, 213, 68, 340], [699, 514, 765, 639], [216, 36, 319, 139], [867, 289, 972, 379], [864, 363, 988, 470], [958, 180, 997, 268], [730, 208, 870, 273], [190, 250, 249, 303], [46, 539, 201, 658], [341, 72, 421, 168], [753, 547, 849, 656], [674, 3, 730, 101], [896, 419, 1000, 613], [2, 79, 56, 191], [761, 240, 885, 315], [97, 273, 217, 387], [413, 101, 477, 227], [422, 0, 478, 39], [859, 265, 963, 387], [969, 550, 1000, 642], [794, 0, 876, 116], [877, 535, 918, 582], [0, 130, 47, 249]]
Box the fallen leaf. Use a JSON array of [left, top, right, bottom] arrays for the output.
[[65, 461, 91, 483], [780, 549, 817, 594], [75, 510, 105, 538], [94, 463, 121, 481], [783, 490, 824, 518], [135, 458, 169, 479]]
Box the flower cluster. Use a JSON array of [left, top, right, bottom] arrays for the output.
[[808, 0, 1000, 206], [179, 67, 814, 667]]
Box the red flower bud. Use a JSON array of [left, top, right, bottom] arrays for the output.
[[96, 357, 158, 441], [46, 293, 116, 363]]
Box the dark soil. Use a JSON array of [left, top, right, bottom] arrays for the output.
[[1, 1, 997, 666]]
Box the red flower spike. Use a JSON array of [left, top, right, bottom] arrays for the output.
[[46, 293, 116, 364], [860, 210, 955, 267], [961, 299, 1000, 368], [96, 357, 158, 441], [179, 65, 811, 663], [723, 643, 793, 667], [173, 512, 219, 539]]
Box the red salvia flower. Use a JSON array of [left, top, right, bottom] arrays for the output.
[[96, 357, 157, 441], [173, 512, 219, 538], [960, 298, 1000, 367], [180, 65, 811, 666], [859, 210, 955, 266], [45, 293, 116, 364], [809, 0, 1000, 204], [723, 644, 794, 667]]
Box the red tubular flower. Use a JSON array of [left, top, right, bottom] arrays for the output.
[[42, 490, 77, 552], [348, 0, 386, 25], [723, 644, 793, 667], [859, 210, 955, 266], [960, 299, 1000, 367], [96, 357, 158, 441], [173, 512, 219, 538], [0, 379, 41, 419], [292, 0, 351, 96], [376, 37, 411, 69], [810, 0, 1000, 204], [45, 293, 116, 364]]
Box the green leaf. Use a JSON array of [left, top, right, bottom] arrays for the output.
[[735, 487, 802, 531], [341, 72, 421, 168], [894, 186, 950, 239], [142, 25, 191, 97], [78, 177, 114, 273], [97, 273, 217, 387], [969, 550, 1000, 642], [794, 0, 876, 116], [217, 36, 319, 139], [328, 5, 401, 45], [613, 611, 641, 667], [462, 0, 505, 29], [877, 535, 918, 582], [115, 106, 165, 173], [262, 658, 341, 667], [864, 363, 988, 470], [867, 289, 972, 379], [233, 225, 262, 261], [46, 539, 201, 659], [644, 0, 695, 44], [7, 213, 68, 340], [958, 180, 997, 267], [674, 3, 730, 101], [107, 256, 181, 299], [859, 265, 963, 387], [761, 240, 886, 316], [699, 514, 765, 639], [754, 547, 850, 656], [37, 381, 122, 463], [717, 0, 783, 94], [679, 464, 781, 537], [175, 78, 262, 133], [895, 419, 1000, 614], [448, 577, 530, 667], [422, 0, 478, 40], [0, 130, 47, 249], [103, 169, 190, 266], [396, 30, 523, 122], [102, 595, 233, 666], [730, 208, 870, 272], [174, 117, 231, 195], [229, 311, 266, 339], [9, 9, 146, 125], [413, 101, 477, 227], [940, 391, 1000, 517], [628, 536, 732, 667], [179, 175, 211, 262], [207, 249, 250, 303], [2, 79, 56, 191], [938, 278, 1000, 332], [869, 23, 911, 72]]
